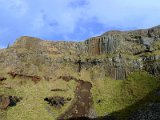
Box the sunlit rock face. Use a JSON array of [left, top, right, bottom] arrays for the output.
[[85, 31, 123, 55], [84, 26, 160, 56], [0, 26, 160, 80], [82, 26, 160, 79], [0, 25, 160, 120]]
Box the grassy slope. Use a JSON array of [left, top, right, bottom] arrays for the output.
[[0, 78, 77, 120], [91, 71, 160, 119], [0, 67, 160, 120]]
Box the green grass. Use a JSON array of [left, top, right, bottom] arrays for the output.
[[0, 78, 77, 120], [91, 78, 124, 116], [91, 71, 160, 119], [1, 69, 160, 120]]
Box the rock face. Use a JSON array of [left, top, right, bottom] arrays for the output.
[[84, 25, 160, 56], [0, 26, 160, 80], [0, 25, 160, 120], [85, 31, 122, 55], [82, 26, 160, 79]]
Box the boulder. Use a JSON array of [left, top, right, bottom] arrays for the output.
[[0, 95, 22, 110], [44, 96, 71, 108]]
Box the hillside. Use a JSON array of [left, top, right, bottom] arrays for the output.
[[0, 25, 160, 120]]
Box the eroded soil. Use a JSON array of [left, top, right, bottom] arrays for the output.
[[58, 76, 93, 119]]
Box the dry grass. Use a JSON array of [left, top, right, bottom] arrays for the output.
[[0, 77, 77, 120]]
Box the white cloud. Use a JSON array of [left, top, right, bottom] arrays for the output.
[[85, 0, 160, 29], [0, 0, 160, 45], [28, 0, 88, 38], [0, 0, 28, 17]]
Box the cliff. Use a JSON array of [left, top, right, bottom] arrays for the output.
[[0, 25, 160, 120], [0, 26, 160, 80], [82, 26, 160, 79]]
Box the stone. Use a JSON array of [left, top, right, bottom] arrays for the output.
[[0, 95, 22, 110], [44, 96, 71, 108], [0, 25, 160, 81]]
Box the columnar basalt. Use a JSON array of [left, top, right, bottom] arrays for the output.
[[85, 31, 122, 55], [0, 26, 160, 80]]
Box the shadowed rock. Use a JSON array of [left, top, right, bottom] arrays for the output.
[[0, 77, 7, 81], [44, 96, 71, 108], [0, 95, 22, 110]]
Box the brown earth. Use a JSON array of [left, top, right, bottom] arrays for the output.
[[58, 76, 92, 119], [8, 72, 41, 83], [50, 89, 67, 92]]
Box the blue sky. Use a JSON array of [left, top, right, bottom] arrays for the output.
[[0, 0, 160, 48]]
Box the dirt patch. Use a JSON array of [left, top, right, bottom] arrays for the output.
[[44, 96, 71, 109], [0, 77, 7, 82], [0, 95, 22, 110], [50, 89, 66, 92], [57, 76, 93, 119], [58, 75, 83, 82], [8, 72, 41, 83], [58, 76, 77, 82]]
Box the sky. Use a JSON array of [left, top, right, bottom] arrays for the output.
[[0, 0, 160, 48]]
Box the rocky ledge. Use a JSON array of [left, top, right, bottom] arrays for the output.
[[1, 25, 159, 80]]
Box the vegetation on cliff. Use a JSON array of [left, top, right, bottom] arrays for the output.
[[0, 25, 160, 120]]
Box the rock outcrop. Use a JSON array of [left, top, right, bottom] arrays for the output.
[[0, 95, 22, 109], [0, 26, 160, 80], [82, 26, 160, 79], [0, 25, 160, 120], [85, 31, 122, 55], [44, 96, 71, 108]]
